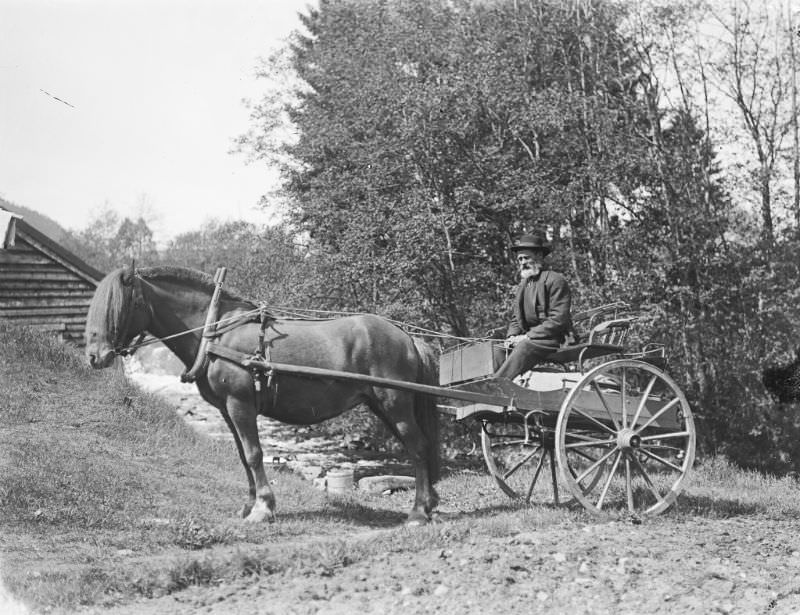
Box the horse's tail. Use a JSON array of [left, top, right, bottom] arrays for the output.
[[412, 336, 441, 484]]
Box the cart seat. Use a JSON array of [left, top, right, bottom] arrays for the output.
[[545, 342, 623, 365], [544, 306, 635, 370]]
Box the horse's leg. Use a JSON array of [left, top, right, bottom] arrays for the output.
[[218, 406, 257, 518], [198, 380, 258, 518], [227, 396, 276, 523], [372, 391, 439, 525]]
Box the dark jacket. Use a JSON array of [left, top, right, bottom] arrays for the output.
[[506, 270, 572, 344]]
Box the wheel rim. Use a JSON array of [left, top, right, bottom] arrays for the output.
[[555, 359, 696, 518]]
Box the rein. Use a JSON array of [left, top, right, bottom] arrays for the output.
[[112, 268, 492, 382]]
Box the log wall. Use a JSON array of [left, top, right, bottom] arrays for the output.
[[0, 223, 102, 346]]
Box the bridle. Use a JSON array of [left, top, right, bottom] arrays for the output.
[[113, 274, 150, 357]]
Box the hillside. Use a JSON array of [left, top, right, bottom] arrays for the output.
[[2, 323, 800, 614]]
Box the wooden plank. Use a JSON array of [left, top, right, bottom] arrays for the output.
[[29, 323, 68, 331], [0, 262, 75, 274], [0, 306, 90, 317], [0, 271, 86, 282], [0, 281, 94, 291], [0, 289, 94, 299], [1, 314, 88, 325], [1, 242, 36, 253], [0, 251, 53, 265], [0, 299, 92, 309]]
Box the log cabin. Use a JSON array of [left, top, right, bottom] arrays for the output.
[[0, 211, 103, 346]]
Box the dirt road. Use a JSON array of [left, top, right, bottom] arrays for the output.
[[73, 511, 799, 615]]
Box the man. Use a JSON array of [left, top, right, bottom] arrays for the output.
[[493, 230, 572, 380]]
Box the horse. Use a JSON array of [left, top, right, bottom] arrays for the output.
[[84, 264, 440, 525], [763, 350, 800, 403]]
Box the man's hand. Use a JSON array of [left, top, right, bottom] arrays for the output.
[[504, 334, 527, 349]]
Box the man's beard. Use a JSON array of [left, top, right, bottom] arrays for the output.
[[520, 264, 542, 279]]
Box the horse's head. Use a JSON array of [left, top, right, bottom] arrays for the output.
[[762, 350, 800, 403], [85, 262, 150, 369]]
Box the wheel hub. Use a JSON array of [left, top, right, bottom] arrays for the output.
[[617, 428, 641, 450]]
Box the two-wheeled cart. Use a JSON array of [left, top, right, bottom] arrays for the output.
[[243, 302, 695, 519]]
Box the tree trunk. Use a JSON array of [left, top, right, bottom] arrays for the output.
[[789, 0, 800, 228]]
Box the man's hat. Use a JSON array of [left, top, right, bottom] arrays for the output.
[[511, 231, 552, 255]]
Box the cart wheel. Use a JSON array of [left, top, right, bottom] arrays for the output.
[[555, 359, 695, 518], [481, 418, 558, 503], [481, 417, 605, 504]]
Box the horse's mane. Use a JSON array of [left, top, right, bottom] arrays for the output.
[[137, 266, 256, 306]]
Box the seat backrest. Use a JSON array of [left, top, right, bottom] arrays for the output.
[[587, 317, 634, 347], [572, 302, 634, 348]]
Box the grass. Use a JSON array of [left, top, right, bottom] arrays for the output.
[[2, 322, 800, 613]]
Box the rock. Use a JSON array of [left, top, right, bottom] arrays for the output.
[[509, 531, 541, 545], [357, 475, 416, 494]]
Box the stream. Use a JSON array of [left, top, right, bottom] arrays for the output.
[[122, 343, 413, 486]]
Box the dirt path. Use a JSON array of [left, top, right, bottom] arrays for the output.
[[80, 515, 800, 615]]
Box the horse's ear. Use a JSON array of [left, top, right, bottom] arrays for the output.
[[122, 260, 136, 286]]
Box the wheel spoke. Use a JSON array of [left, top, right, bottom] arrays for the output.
[[502, 446, 541, 480], [640, 430, 691, 441], [635, 398, 680, 433], [630, 375, 658, 427], [638, 446, 684, 473], [571, 406, 618, 436], [625, 455, 634, 512], [525, 449, 548, 502], [621, 368, 628, 429], [575, 445, 618, 485], [591, 380, 621, 431], [631, 453, 663, 503], [572, 448, 600, 463], [565, 437, 616, 450], [549, 449, 560, 505], [596, 450, 622, 510]]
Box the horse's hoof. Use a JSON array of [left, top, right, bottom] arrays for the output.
[[405, 512, 430, 527], [244, 510, 267, 523], [244, 500, 275, 523], [239, 503, 254, 519]]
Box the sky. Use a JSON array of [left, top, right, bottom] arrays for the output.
[[0, 0, 313, 243]]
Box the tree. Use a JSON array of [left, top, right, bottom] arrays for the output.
[[114, 217, 157, 264], [242, 0, 673, 338], [703, 0, 796, 251], [160, 220, 308, 305]]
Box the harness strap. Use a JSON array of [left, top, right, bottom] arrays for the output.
[[205, 341, 252, 365], [205, 340, 277, 413], [181, 267, 227, 383]]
